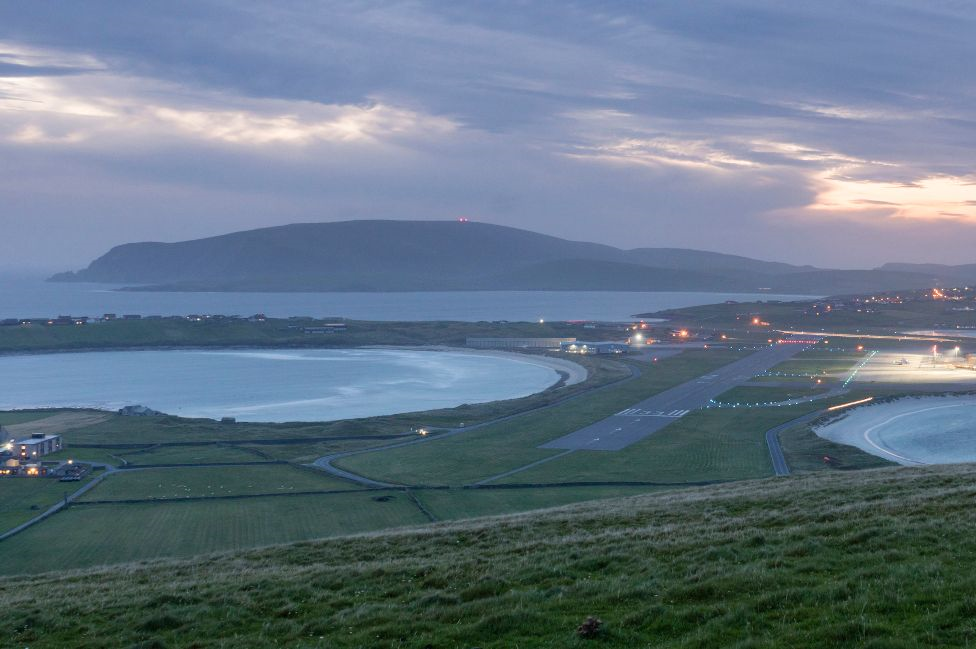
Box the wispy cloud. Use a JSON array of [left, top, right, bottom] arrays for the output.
[[0, 49, 458, 149]]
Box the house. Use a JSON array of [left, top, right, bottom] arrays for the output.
[[0, 459, 46, 477], [14, 434, 63, 460], [119, 405, 164, 417]]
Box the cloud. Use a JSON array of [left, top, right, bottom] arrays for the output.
[[1, 2, 976, 270], [0, 49, 458, 149], [802, 174, 976, 222], [565, 136, 759, 172]]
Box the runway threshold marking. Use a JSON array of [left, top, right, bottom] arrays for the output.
[[615, 408, 689, 418]]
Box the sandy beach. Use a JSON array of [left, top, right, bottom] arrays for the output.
[[815, 395, 976, 465], [364, 345, 589, 387]]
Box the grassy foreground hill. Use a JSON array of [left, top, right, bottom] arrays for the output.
[[3, 464, 975, 648]]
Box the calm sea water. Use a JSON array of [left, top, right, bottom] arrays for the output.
[[0, 276, 815, 322], [0, 348, 560, 422]]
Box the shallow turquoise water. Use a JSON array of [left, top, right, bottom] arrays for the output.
[[0, 349, 559, 422], [816, 396, 976, 465]]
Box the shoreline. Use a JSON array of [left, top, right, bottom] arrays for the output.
[[0, 345, 589, 421], [360, 344, 589, 386], [815, 395, 976, 465]]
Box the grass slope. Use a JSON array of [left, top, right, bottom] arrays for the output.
[[2, 464, 976, 648]]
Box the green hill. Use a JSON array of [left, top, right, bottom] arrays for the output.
[[50, 219, 954, 294], [3, 463, 974, 648]]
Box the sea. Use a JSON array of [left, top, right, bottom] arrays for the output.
[[0, 276, 816, 322]]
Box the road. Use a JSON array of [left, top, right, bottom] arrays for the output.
[[541, 339, 816, 451], [763, 409, 830, 476]]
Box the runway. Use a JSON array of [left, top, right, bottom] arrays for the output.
[[540, 339, 815, 451]]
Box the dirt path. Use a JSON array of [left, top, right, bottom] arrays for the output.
[[5, 411, 111, 437]]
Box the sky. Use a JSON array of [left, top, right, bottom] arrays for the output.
[[1, 0, 975, 273]]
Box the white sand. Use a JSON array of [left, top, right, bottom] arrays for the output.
[[364, 345, 589, 386], [815, 395, 976, 465]]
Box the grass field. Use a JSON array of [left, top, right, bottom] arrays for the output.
[[0, 491, 429, 573], [495, 406, 802, 484], [43, 447, 122, 466], [0, 410, 58, 426], [236, 439, 377, 463], [78, 465, 357, 502], [0, 317, 627, 353], [337, 349, 749, 485], [652, 294, 976, 333], [765, 353, 867, 377], [0, 475, 95, 532], [495, 387, 905, 485], [0, 484, 678, 573], [3, 464, 976, 647], [115, 444, 269, 465], [57, 414, 406, 445], [714, 384, 830, 404]]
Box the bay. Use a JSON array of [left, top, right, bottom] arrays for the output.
[[0, 276, 815, 322], [0, 348, 561, 423]]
